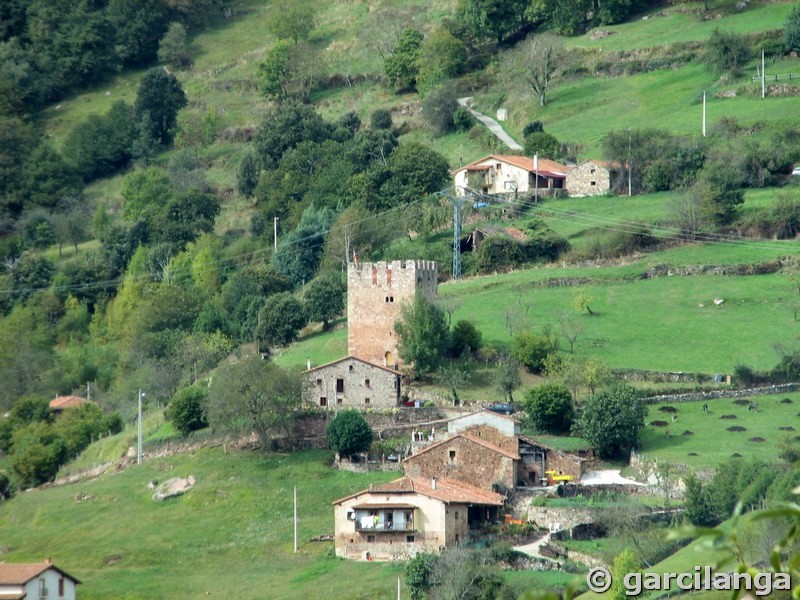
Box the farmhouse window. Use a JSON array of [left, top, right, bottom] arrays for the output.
[[348, 364, 354, 372], [336, 378, 344, 393], [315, 378, 322, 386], [449, 450, 456, 464], [319, 397, 327, 407], [590, 181, 596, 186], [367, 535, 375, 543], [365, 379, 370, 387], [590, 168, 596, 174], [337, 398, 342, 405], [365, 398, 371, 405], [406, 535, 415, 543], [59, 577, 65, 596]]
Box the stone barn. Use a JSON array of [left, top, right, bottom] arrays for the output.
[[347, 260, 437, 368], [566, 160, 617, 196], [304, 356, 402, 410], [332, 476, 503, 560]]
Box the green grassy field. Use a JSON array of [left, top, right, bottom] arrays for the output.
[[1, 448, 412, 600], [640, 393, 800, 468]]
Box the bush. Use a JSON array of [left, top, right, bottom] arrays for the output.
[[370, 109, 393, 130], [511, 331, 559, 374], [449, 320, 482, 357], [421, 86, 458, 135], [0, 471, 14, 500], [704, 28, 751, 77], [166, 385, 209, 436], [452, 106, 474, 132], [327, 410, 373, 457], [524, 383, 574, 434]]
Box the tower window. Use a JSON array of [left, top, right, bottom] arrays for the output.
[[372, 267, 377, 286]]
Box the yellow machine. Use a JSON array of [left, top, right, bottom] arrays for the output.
[[545, 470, 574, 485]]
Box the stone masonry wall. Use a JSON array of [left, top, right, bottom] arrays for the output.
[[305, 357, 400, 410], [347, 260, 438, 367], [404, 436, 515, 491], [566, 161, 611, 197], [545, 450, 584, 481], [457, 424, 518, 455]]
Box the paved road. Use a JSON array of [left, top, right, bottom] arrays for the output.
[[458, 97, 523, 151]]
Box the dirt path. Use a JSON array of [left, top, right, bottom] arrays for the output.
[[457, 97, 523, 151]]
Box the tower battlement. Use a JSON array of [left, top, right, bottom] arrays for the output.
[[347, 260, 438, 367]]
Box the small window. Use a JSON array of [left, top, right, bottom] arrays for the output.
[[496, 163, 501, 170], [449, 450, 456, 464], [406, 535, 415, 543], [319, 397, 327, 407], [389, 296, 394, 302], [455, 511, 459, 520], [336, 378, 344, 393], [590, 168, 596, 174], [455, 534, 460, 544], [59, 577, 64, 597], [336, 398, 343, 405], [367, 535, 375, 543], [590, 180, 596, 186], [315, 378, 322, 386], [348, 364, 354, 372], [39, 579, 46, 596], [365, 379, 370, 387], [365, 398, 371, 405]]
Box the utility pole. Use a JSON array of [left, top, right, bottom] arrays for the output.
[[274, 216, 279, 253], [627, 128, 632, 197], [762, 49, 766, 99], [137, 389, 145, 465], [293, 486, 298, 553], [534, 154, 539, 204], [702, 92, 706, 137]]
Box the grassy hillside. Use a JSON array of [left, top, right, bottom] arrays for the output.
[[0, 448, 407, 600]]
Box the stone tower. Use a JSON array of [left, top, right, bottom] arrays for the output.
[[347, 260, 438, 367]]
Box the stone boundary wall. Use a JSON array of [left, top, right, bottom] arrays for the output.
[[641, 383, 800, 405]]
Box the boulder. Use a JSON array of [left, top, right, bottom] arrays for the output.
[[152, 476, 196, 501]]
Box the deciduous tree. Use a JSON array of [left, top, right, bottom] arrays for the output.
[[395, 294, 450, 376], [524, 383, 574, 434], [578, 384, 647, 459], [134, 68, 188, 146], [206, 357, 303, 450], [327, 409, 373, 457]]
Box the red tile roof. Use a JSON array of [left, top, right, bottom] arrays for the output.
[[456, 154, 568, 178], [405, 433, 520, 462], [334, 476, 504, 506], [49, 396, 87, 411], [0, 561, 80, 585]]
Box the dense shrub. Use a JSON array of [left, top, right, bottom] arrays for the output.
[[512, 331, 559, 374], [370, 109, 393, 131], [327, 410, 373, 457], [524, 383, 574, 434], [167, 386, 209, 436], [449, 320, 483, 358]]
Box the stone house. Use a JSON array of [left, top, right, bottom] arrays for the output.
[[452, 154, 567, 198], [412, 410, 587, 488], [304, 356, 402, 410], [566, 160, 617, 197], [347, 260, 438, 368], [332, 476, 503, 560], [403, 433, 520, 492], [0, 559, 80, 600]]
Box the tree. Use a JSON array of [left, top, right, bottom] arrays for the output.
[[326, 409, 373, 457], [704, 28, 751, 77], [611, 549, 639, 600], [524, 383, 574, 434], [267, 3, 316, 45], [237, 149, 260, 198], [134, 68, 188, 146], [206, 357, 303, 450], [384, 28, 423, 91], [786, 3, 800, 53], [416, 28, 468, 95], [166, 385, 208, 436], [517, 34, 565, 107], [395, 294, 450, 376], [449, 320, 483, 357], [273, 204, 333, 286], [9, 421, 66, 488], [257, 41, 292, 100], [494, 357, 521, 402], [406, 552, 439, 600], [252, 100, 332, 170], [524, 131, 561, 160], [371, 109, 393, 130], [511, 331, 559, 374], [557, 310, 582, 353], [22, 144, 81, 209], [158, 22, 191, 68], [304, 272, 346, 330], [578, 384, 647, 459], [257, 292, 308, 348], [174, 108, 219, 158], [421, 86, 459, 135], [464, 0, 530, 44]]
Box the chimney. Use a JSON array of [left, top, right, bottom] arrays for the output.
[[431, 478, 437, 490], [45, 557, 52, 565]]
